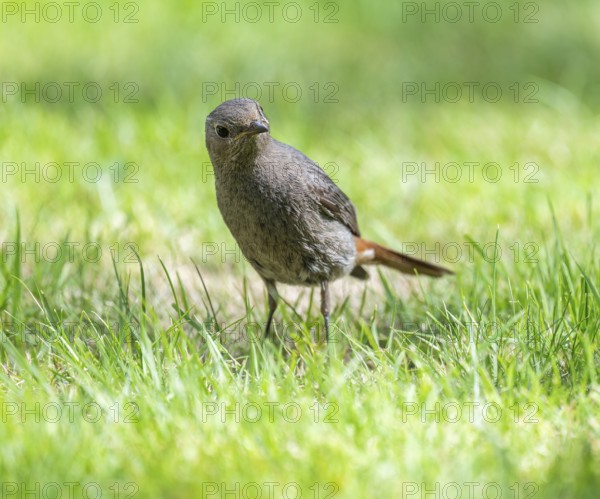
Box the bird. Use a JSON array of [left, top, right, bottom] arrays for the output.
[[205, 98, 452, 341]]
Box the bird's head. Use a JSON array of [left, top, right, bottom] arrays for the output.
[[205, 98, 271, 164]]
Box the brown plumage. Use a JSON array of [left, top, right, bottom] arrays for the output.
[[205, 98, 453, 340]]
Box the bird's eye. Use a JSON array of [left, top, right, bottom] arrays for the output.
[[215, 125, 229, 138]]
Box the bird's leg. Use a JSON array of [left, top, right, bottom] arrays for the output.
[[320, 281, 330, 343], [264, 279, 279, 338]]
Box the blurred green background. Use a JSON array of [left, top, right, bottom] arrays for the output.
[[1, 2, 600, 496], [1, 0, 598, 266]]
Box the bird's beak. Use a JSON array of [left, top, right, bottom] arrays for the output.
[[243, 120, 270, 136]]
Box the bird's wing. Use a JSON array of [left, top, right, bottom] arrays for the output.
[[311, 168, 361, 237], [273, 139, 361, 236]]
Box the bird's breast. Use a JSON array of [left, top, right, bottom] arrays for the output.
[[214, 162, 356, 285]]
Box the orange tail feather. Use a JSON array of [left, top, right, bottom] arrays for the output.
[[354, 237, 453, 278]]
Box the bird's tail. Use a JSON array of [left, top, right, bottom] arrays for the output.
[[354, 237, 453, 278]]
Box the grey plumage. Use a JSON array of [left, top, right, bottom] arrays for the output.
[[206, 99, 357, 286], [205, 98, 452, 340]]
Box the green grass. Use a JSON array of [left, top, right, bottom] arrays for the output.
[[2, 1, 600, 497]]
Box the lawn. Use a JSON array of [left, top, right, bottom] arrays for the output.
[[1, 1, 599, 498]]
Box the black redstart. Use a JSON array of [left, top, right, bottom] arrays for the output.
[[205, 98, 452, 340]]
